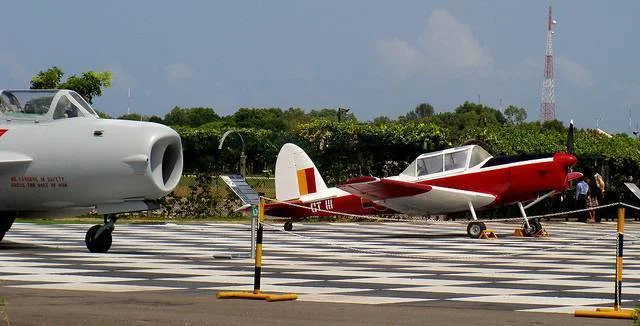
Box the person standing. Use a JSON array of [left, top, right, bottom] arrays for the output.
[[575, 177, 590, 222], [591, 175, 604, 222], [585, 189, 598, 223]]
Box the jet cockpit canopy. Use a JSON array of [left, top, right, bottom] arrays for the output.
[[0, 89, 99, 122]]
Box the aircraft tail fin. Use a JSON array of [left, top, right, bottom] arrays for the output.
[[275, 143, 328, 201]]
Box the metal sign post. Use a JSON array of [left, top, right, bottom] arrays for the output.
[[218, 175, 259, 259], [250, 204, 258, 260]]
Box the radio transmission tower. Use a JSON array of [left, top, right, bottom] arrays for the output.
[[540, 5, 557, 122]]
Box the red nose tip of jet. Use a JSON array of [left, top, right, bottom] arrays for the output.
[[554, 152, 577, 168]]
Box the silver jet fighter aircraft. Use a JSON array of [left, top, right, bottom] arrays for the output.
[[0, 89, 183, 252]]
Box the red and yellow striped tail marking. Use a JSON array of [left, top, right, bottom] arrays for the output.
[[296, 167, 317, 195]]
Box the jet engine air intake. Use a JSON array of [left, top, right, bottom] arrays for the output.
[[150, 135, 183, 194]]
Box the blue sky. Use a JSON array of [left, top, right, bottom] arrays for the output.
[[1, 1, 638, 132]]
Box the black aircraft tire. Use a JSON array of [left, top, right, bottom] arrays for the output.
[[284, 221, 293, 232], [522, 220, 541, 237], [0, 216, 16, 242], [85, 224, 113, 253], [467, 222, 486, 238]]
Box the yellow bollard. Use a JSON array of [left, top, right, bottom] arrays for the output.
[[216, 197, 297, 302], [575, 206, 634, 319]]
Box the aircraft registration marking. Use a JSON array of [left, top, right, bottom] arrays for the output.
[[9, 176, 68, 188], [310, 199, 333, 212]]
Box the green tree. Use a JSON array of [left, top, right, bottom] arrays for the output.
[[233, 108, 287, 130], [307, 108, 357, 122], [415, 103, 434, 118], [117, 113, 146, 121], [399, 102, 435, 121], [164, 106, 189, 126], [453, 101, 507, 125], [186, 107, 220, 127], [282, 107, 309, 129], [164, 106, 220, 127], [542, 119, 565, 133], [148, 115, 164, 124], [61, 71, 112, 104], [30, 66, 64, 89], [96, 110, 112, 119], [30, 67, 112, 104], [399, 111, 418, 121], [504, 105, 528, 125], [372, 116, 391, 125]]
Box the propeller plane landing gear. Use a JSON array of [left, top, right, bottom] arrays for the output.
[[515, 201, 548, 237], [283, 220, 293, 232], [467, 221, 487, 238], [522, 219, 543, 237], [465, 201, 491, 238], [85, 214, 118, 253]]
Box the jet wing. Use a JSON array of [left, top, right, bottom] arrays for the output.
[[338, 177, 496, 216], [0, 151, 33, 166]]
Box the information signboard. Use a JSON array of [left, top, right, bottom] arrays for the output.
[[220, 175, 260, 206]]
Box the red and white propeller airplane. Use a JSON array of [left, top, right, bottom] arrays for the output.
[[264, 125, 581, 238]]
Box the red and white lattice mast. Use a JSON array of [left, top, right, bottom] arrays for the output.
[[540, 5, 557, 122]]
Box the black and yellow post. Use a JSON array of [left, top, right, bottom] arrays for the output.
[[253, 198, 264, 293], [216, 197, 297, 302], [575, 206, 635, 319]]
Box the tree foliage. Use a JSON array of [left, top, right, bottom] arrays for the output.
[[399, 103, 435, 122], [164, 106, 220, 127], [117, 113, 145, 121], [504, 105, 527, 125], [30, 66, 112, 103]]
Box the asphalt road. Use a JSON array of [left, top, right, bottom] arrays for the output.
[[0, 288, 631, 326]]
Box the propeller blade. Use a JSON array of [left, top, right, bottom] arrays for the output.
[[566, 119, 574, 154]]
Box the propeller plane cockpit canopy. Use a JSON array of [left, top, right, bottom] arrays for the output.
[[0, 89, 183, 252]]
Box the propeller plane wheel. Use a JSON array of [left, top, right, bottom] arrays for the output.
[[467, 222, 486, 238], [522, 219, 542, 237], [85, 224, 113, 253], [283, 220, 293, 232]]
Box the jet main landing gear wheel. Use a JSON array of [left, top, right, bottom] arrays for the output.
[[85, 214, 118, 253], [85, 224, 113, 253], [0, 216, 16, 242], [467, 222, 486, 238]]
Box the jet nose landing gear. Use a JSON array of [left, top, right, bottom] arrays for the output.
[[85, 214, 118, 253]]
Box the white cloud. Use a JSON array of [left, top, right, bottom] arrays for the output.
[[376, 9, 492, 78], [556, 55, 595, 88], [376, 38, 421, 78], [421, 9, 492, 70], [164, 62, 194, 84]]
